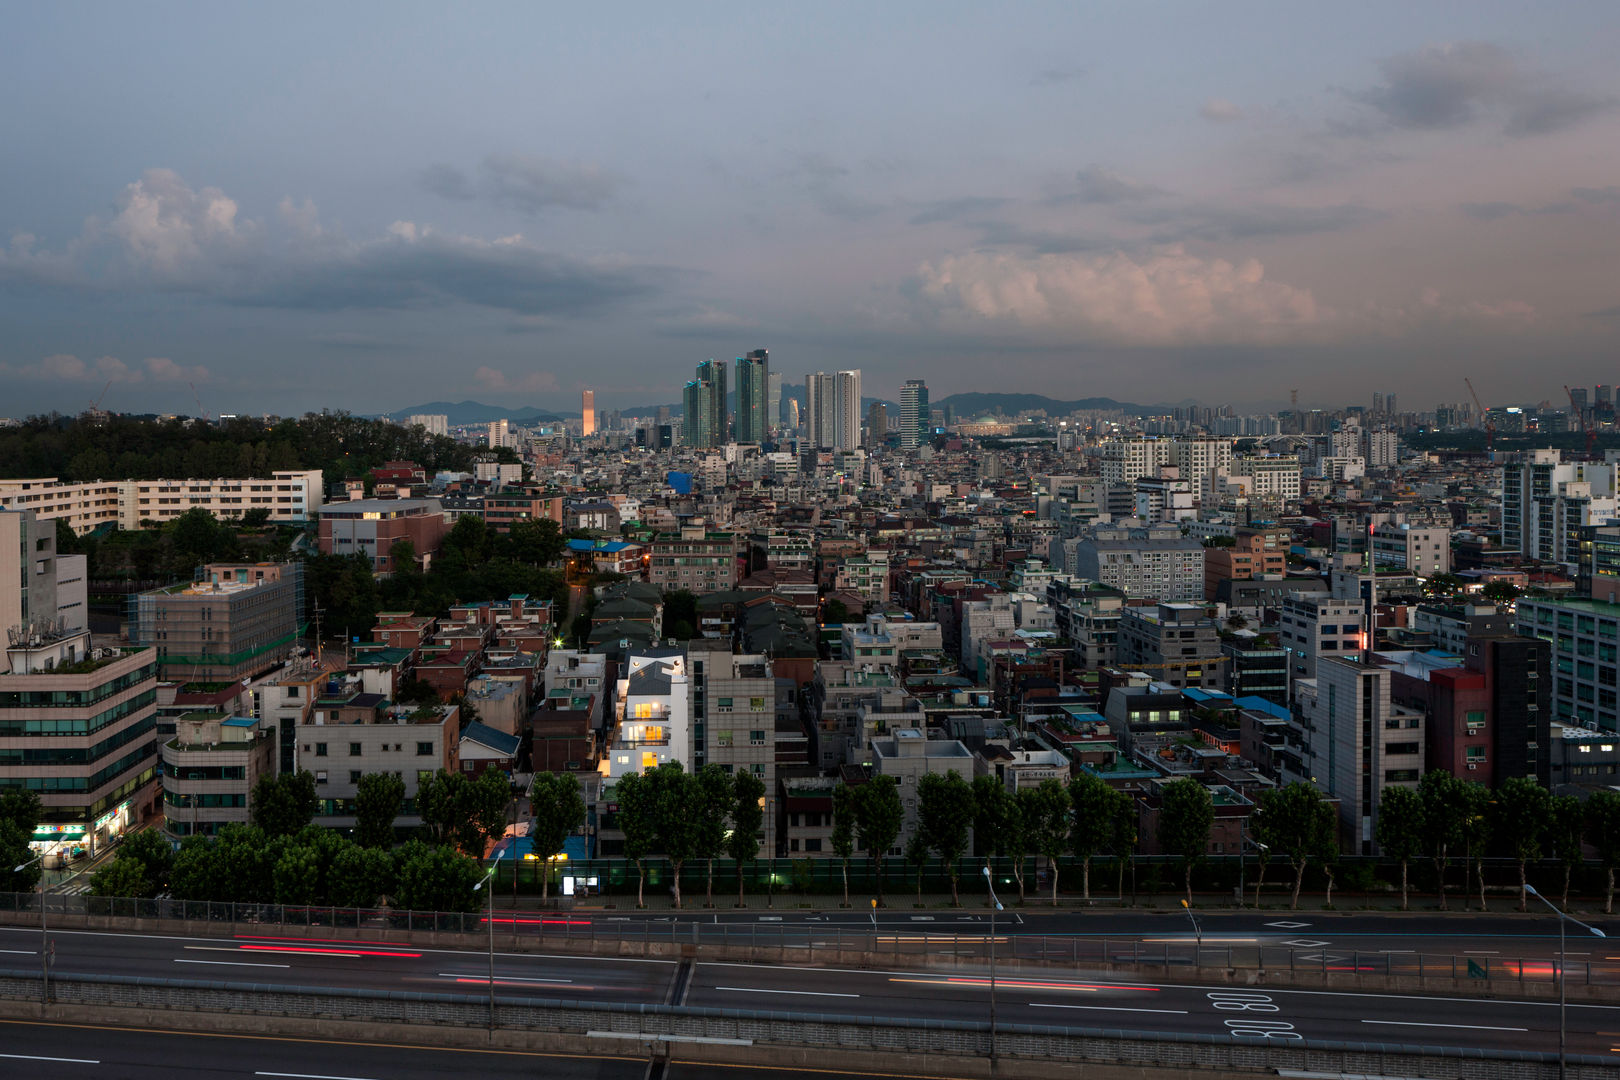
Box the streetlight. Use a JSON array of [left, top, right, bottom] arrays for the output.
[[472, 849, 506, 1030], [1180, 898, 1201, 966], [13, 852, 47, 1003], [1524, 883, 1605, 1080], [981, 865, 1003, 1068]]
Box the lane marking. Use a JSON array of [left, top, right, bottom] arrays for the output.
[[712, 986, 860, 998], [1029, 1002, 1188, 1015], [175, 959, 292, 969], [436, 972, 572, 984], [587, 1030, 753, 1046], [1362, 1020, 1528, 1032], [0, 948, 36, 954], [257, 1073, 381, 1080], [0, 1053, 101, 1064]]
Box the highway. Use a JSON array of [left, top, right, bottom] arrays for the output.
[[3, 919, 1618, 1060]]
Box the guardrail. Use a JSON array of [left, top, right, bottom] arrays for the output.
[[3, 891, 1616, 991], [0, 969, 1608, 1080]]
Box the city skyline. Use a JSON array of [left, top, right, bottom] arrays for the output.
[[3, 5, 1619, 417]]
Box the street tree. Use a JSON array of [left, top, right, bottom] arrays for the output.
[[354, 772, 405, 849], [272, 844, 322, 905], [1585, 789, 1620, 914], [88, 856, 150, 899], [905, 828, 929, 906], [417, 769, 512, 855], [1157, 779, 1214, 908], [1110, 789, 1138, 901], [1023, 779, 1072, 906], [1069, 772, 1122, 901], [832, 782, 858, 907], [250, 771, 318, 837], [1419, 769, 1469, 910], [1374, 785, 1426, 911], [693, 765, 732, 907], [855, 774, 903, 904], [614, 772, 657, 909], [917, 771, 976, 906], [529, 772, 587, 901], [393, 845, 481, 913], [1460, 782, 1492, 911], [1547, 795, 1586, 909], [727, 768, 766, 907], [1254, 783, 1337, 910], [328, 843, 396, 907], [121, 828, 176, 890], [1492, 776, 1551, 911], [647, 764, 703, 909]]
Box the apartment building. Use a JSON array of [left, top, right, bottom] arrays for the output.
[[0, 629, 160, 852], [1116, 602, 1223, 690], [870, 727, 975, 849], [1068, 525, 1204, 602], [1501, 449, 1620, 569], [1516, 597, 1617, 733], [1369, 523, 1450, 576], [318, 498, 449, 573], [603, 648, 691, 779], [1203, 526, 1290, 601], [1277, 593, 1366, 680], [647, 529, 738, 592]]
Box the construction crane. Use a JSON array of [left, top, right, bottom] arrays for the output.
[[1566, 385, 1597, 459], [190, 381, 209, 421], [1464, 377, 1494, 453], [86, 379, 111, 414]]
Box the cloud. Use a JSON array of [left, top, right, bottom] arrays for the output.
[[0, 354, 209, 383], [1349, 41, 1613, 137], [1030, 65, 1087, 87], [795, 154, 885, 220], [1459, 200, 1576, 221], [908, 196, 1011, 226], [1573, 186, 1620, 205], [1200, 98, 1243, 123], [1052, 165, 1165, 205], [0, 170, 671, 318], [1128, 201, 1384, 242], [421, 156, 620, 213], [105, 168, 257, 278], [472, 366, 560, 394], [913, 246, 1326, 346]]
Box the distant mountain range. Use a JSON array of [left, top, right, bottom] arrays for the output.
[[389, 391, 1164, 427], [385, 400, 573, 425]]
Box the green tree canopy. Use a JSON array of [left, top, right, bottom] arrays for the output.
[[528, 772, 587, 901], [1023, 778, 1072, 906], [1253, 782, 1337, 910], [1374, 785, 1426, 910], [250, 771, 319, 838], [1492, 776, 1551, 911], [854, 774, 903, 903], [1586, 789, 1620, 915], [1070, 772, 1127, 901], [917, 771, 976, 906], [354, 772, 406, 849], [727, 769, 766, 907], [1157, 779, 1214, 907]]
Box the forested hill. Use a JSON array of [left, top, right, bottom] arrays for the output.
[[0, 412, 507, 484]]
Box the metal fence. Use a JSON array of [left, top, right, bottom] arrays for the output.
[[0, 969, 1609, 1080], [3, 890, 1616, 989]]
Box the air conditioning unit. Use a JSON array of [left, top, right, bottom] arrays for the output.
[[1467, 763, 1478, 770]]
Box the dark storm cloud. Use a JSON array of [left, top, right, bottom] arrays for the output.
[[1049, 165, 1166, 205], [907, 196, 1011, 225]]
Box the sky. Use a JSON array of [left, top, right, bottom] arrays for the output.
[[2, 2, 1619, 417]]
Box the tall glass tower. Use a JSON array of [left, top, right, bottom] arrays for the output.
[[683, 359, 728, 448], [900, 379, 929, 449], [735, 349, 769, 444]]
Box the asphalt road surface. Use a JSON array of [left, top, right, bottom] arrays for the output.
[[3, 920, 1618, 1059]]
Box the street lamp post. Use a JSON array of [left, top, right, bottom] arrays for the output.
[[13, 853, 47, 1003], [982, 865, 1004, 1070], [1180, 898, 1201, 967], [1525, 883, 1605, 1080], [473, 850, 506, 1031]]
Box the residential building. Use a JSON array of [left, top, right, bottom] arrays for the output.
[[1370, 523, 1451, 576], [1203, 527, 1289, 601], [805, 371, 836, 449], [735, 349, 769, 445], [835, 369, 862, 450], [1, 509, 60, 659], [1296, 656, 1424, 855], [404, 414, 449, 437], [1501, 449, 1620, 569], [603, 648, 691, 779], [1411, 603, 1511, 657], [318, 498, 449, 573], [647, 528, 738, 592], [870, 727, 975, 846], [0, 470, 324, 534], [161, 713, 275, 838], [129, 562, 304, 683], [296, 696, 461, 832], [899, 379, 929, 449], [1069, 525, 1204, 602], [581, 390, 596, 437], [482, 489, 564, 533], [1277, 593, 1366, 680], [683, 359, 728, 449], [1116, 603, 1223, 689], [1516, 596, 1620, 732], [0, 629, 160, 852]]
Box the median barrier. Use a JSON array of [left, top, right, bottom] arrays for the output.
[[0, 969, 1608, 1080]]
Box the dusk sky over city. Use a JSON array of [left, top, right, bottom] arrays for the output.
[[2, 2, 1619, 416]]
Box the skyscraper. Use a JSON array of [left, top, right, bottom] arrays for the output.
[[581, 390, 596, 436], [899, 379, 929, 449], [683, 359, 728, 448], [735, 349, 769, 445], [766, 370, 782, 436], [866, 402, 888, 445], [805, 371, 835, 449], [835, 369, 862, 450]]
